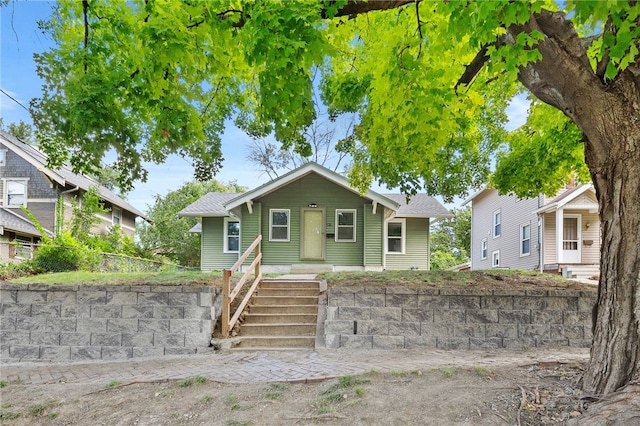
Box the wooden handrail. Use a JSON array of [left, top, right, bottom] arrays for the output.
[[221, 234, 262, 337]]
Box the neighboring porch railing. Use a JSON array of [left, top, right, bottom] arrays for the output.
[[221, 234, 263, 337]]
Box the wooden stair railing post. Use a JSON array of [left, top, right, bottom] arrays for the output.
[[221, 234, 262, 338], [222, 269, 231, 336]]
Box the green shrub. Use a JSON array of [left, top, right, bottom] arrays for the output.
[[0, 261, 38, 280], [33, 232, 86, 272]]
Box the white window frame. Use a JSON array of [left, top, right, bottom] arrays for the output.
[[112, 207, 122, 225], [0, 149, 7, 167], [13, 235, 33, 260], [223, 217, 240, 253], [492, 250, 500, 268], [3, 178, 28, 208], [481, 238, 488, 260], [520, 222, 531, 257], [493, 209, 501, 238], [385, 219, 406, 255], [335, 209, 356, 242], [269, 209, 290, 242]]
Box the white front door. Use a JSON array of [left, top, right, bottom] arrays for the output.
[[562, 215, 581, 263]]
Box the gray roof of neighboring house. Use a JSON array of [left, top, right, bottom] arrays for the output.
[[383, 194, 452, 218], [1, 130, 148, 220], [0, 208, 53, 237], [178, 193, 241, 217]]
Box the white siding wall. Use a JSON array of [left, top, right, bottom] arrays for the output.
[[470, 190, 541, 270]]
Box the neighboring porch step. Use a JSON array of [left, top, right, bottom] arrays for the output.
[[239, 323, 317, 336], [233, 336, 316, 349], [243, 313, 318, 324]]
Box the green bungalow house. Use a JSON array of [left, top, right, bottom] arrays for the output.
[[178, 162, 451, 272]]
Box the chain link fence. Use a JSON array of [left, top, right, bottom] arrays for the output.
[[0, 241, 181, 273]]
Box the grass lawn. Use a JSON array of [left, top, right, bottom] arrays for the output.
[[4, 268, 595, 291]]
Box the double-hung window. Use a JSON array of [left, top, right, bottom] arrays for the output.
[[481, 238, 488, 260], [335, 209, 356, 242], [386, 219, 405, 254], [0, 149, 6, 167], [520, 223, 531, 256], [493, 209, 501, 238], [269, 209, 290, 242], [224, 218, 240, 253], [112, 207, 122, 226], [4, 179, 28, 207]]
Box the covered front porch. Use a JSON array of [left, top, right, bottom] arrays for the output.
[[536, 185, 600, 279]]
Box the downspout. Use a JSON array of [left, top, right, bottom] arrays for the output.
[[57, 186, 79, 235]]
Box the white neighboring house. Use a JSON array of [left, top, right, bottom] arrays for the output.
[[464, 183, 600, 280]]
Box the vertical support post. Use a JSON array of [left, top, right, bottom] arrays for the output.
[[222, 269, 231, 336], [556, 208, 564, 264], [254, 235, 261, 279]]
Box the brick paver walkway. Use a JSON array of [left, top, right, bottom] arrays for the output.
[[0, 347, 589, 387]]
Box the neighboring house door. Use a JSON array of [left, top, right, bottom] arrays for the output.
[[301, 209, 324, 260], [562, 215, 581, 263]]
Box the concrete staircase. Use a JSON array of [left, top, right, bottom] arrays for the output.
[[564, 264, 600, 281], [233, 280, 321, 350]]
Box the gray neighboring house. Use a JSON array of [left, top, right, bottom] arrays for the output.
[[0, 130, 148, 262], [179, 162, 452, 273], [464, 183, 600, 280]]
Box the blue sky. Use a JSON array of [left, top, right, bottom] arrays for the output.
[[1, 1, 528, 213]]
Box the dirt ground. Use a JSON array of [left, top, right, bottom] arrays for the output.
[[1, 359, 595, 426]]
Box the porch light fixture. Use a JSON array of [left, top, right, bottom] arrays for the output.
[[308, 203, 318, 208]]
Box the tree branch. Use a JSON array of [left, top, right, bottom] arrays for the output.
[[455, 43, 491, 92], [83, 0, 89, 74]]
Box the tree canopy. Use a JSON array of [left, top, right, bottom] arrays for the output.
[[136, 179, 245, 266], [20, 0, 640, 399]]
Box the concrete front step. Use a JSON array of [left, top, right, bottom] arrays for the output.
[[240, 323, 317, 336], [252, 296, 319, 305], [257, 288, 320, 297], [233, 336, 316, 349], [243, 313, 318, 324], [248, 305, 319, 314]]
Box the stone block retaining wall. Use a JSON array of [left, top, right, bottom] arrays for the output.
[[0, 284, 221, 361], [325, 287, 597, 350]]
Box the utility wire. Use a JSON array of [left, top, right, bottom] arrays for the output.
[[0, 88, 31, 112]]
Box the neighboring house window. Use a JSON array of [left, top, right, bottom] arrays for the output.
[[4, 179, 28, 207], [335, 209, 356, 242], [269, 209, 290, 241], [492, 250, 500, 268], [13, 235, 33, 259], [481, 238, 488, 260], [520, 222, 531, 256], [224, 218, 240, 253], [493, 209, 501, 238], [0, 149, 6, 167], [386, 219, 406, 254], [112, 207, 122, 225]]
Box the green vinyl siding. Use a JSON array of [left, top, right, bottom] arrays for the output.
[[240, 202, 261, 267], [385, 218, 430, 270], [256, 173, 370, 266], [201, 217, 239, 271], [363, 203, 383, 267]]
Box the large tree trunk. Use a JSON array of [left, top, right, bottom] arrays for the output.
[[513, 10, 640, 395]]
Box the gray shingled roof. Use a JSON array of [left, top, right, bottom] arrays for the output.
[[0, 208, 53, 237], [178, 192, 240, 217], [1, 131, 148, 220], [383, 194, 452, 218]]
